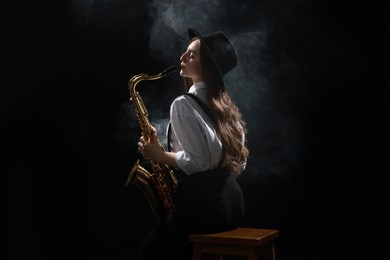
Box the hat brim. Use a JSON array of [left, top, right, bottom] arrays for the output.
[[188, 28, 225, 91]]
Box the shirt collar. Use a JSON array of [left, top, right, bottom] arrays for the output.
[[189, 81, 207, 93]]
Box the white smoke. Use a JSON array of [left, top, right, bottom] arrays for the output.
[[114, 0, 306, 181], [146, 0, 269, 112], [146, 0, 229, 61], [151, 118, 170, 150]]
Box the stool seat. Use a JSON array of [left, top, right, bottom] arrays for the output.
[[189, 227, 279, 260]]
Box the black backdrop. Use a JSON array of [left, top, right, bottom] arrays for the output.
[[4, 1, 388, 260]]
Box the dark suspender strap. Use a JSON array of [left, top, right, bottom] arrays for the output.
[[167, 94, 222, 168], [167, 93, 216, 152], [167, 122, 172, 152], [184, 93, 217, 125], [185, 93, 224, 169], [168, 132, 224, 170]]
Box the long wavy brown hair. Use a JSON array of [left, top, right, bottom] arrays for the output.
[[183, 38, 249, 175]]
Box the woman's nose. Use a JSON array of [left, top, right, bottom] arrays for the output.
[[180, 52, 187, 62]]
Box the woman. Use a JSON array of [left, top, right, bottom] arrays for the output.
[[137, 28, 249, 260]]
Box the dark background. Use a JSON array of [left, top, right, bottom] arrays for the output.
[[3, 0, 387, 260]]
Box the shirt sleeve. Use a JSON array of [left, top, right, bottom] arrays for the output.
[[170, 96, 213, 174]]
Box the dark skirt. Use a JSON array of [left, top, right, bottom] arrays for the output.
[[137, 166, 245, 260], [172, 166, 245, 233]]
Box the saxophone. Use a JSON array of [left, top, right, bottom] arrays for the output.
[[125, 66, 181, 223]]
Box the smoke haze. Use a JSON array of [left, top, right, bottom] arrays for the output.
[[122, 0, 309, 181], [4, 1, 386, 260]]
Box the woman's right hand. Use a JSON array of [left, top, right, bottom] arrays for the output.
[[137, 131, 163, 161]]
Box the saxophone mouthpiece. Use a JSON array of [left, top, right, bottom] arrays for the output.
[[161, 66, 181, 77]]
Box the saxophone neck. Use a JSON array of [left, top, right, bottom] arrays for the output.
[[161, 66, 181, 77], [127, 65, 180, 141], [128, 65, 180, 91]]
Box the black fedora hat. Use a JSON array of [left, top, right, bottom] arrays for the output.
[[188, 28, 237, 91]]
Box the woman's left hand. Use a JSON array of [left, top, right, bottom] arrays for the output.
[[137, 131, 163, 161]]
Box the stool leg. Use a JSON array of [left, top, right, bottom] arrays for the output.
[[263, 243, 276, 260]]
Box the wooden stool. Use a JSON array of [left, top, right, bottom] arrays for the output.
[[189, 227, 279, 260]]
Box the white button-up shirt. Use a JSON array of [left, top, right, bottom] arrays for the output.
[[168, 82, 223, 175]]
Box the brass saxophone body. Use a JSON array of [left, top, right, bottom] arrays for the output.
[[125, 66, 180, 223]]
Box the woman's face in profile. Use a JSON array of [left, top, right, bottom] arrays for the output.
[[179, 39, 203, 83]]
